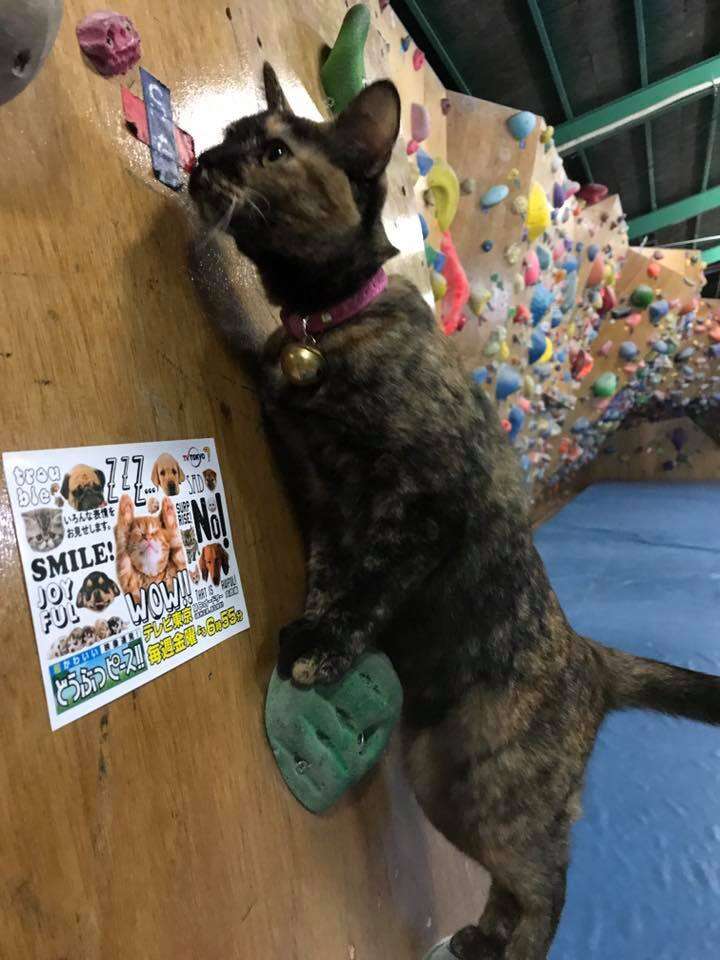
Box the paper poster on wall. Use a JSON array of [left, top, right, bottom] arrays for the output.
[[3, 438, 250, 730]]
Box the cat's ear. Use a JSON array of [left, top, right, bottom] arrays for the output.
[[60, 473, 70, 501], [331, 80, 401, 178], [263, 62, 292, 115]]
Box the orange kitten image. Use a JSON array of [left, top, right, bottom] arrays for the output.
[[114, 494, 187, 602]]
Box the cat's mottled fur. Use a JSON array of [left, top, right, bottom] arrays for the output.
[[189, 65, 720, 959], [22, 508, 64, 552]]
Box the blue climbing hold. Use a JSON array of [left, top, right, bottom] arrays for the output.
[[653, 340, 668, 354], [552, 182, 565, 209], [418, 213, 429, 240], [562, 271, 577, 312], [564, 237, 573, 252], [529, 328, 548, 364], [508, 405, 525, 441], [551, 307, 563, 328], [416, 148, 433, 176], [649, 299, 669, 323], [531, 284, 553, 325], [563, 257, 579, 273], [587, 243, 599, 261], [619, 341, 639, 360], [401, 35, 411, 52], [495, 364, 521, 400], [507, 110, 536, 143], [675, 346, 695, 362], [481, 184, 509, 209], [536, 245, 551, 270], [482, 239, 493, 252], [472, 366, 489, 385], [433, 251, 447, 273], [572, 417, 591, 433]]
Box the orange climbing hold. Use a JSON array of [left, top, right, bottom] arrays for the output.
[[440, 231, 470, 335]]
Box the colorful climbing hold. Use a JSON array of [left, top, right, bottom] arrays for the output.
[[536, 246, 551, 271], [427, 159, 459, 230], [495, 364, 522, 401], [631, 285, 654, 308], [577, 183, 608, 206], [619, 341, 639, 360], [320, 4, 371, 114], [472, 366, 489, 385], [540, 125, 554, 144], [529, 328, 550, 364], [481, 239, 493, 253], [418, 213, 429, 240], [506, 110, 536, 145], [411, 102, 430, 142], [552, 182, 565, 209], [406, 139, 420, 155], [592, 372, 618, 397], [587, 243, 599, 262], [460, 177, 476, 195], [440, 97, 451, 115], [480, 184, 509, 210], [430, 270, 447, 300], [531, 284, 553, 325], [412, 48, 425, 70], [514, 303, 531, 324], [416, 149, 433, 176], [646, 261, 661, 279], [439, 231, 469, 336], [587, 253, 605, 287], [524, 249, 540, 286], [527, 182, 551, 242], [400, 35, 411, 52]]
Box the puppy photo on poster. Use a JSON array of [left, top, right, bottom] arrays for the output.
[[2, 438, 250, 730]]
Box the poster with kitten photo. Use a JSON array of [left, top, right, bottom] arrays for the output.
[[3, 438, 250, 730]]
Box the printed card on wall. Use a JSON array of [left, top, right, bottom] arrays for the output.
[[3, 438, 249, 730]]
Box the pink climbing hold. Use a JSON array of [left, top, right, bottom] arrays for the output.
[[524, 249, 540, 286], [552, 240, 565, 262], [413, 48, 425, 70], [517, 396, 532, 413], [76, 11, 141, 77], [440, 231, 470, 335], [577, 183, 608, 206], [514, 304, 531, 324], [587, 253, 604, 287], [600, 286, 616, 313], [406, 139, 419, 155], [598, 340, 613, 358], [411, 102, 430, 142], [626, 313, 643, 329]]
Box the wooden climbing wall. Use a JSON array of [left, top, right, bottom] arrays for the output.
[[0, 3, 486, 960]]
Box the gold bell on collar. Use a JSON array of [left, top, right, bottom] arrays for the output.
[[280, 341, 326, 386]]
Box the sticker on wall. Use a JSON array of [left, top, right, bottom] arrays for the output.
[[2, 438, 249, 730]]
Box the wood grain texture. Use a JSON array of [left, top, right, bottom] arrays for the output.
[[0, 3, 486, 958]]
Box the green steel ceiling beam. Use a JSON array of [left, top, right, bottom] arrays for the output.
[[633, 0, 656, 211], [400, 0, 471, 95], [699, 243, 720, 265], [555, 54, 720, 154], [628, 185, 720, 239], [693, 86, 720, 245], [526, 0, 593, 183]]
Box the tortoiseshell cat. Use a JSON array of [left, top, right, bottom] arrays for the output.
[[189, 65, 720, 959]]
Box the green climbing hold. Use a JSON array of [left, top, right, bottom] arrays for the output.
[[265, 651, 403, 814], [631, 284, 654, 308], [592, 372, 618, 397], [320, 4, 371, 114]]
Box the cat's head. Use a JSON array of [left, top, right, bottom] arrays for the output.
[[189, 63, 401, 312], [22, 508, 64, 553], [124, 514, 171, 576]]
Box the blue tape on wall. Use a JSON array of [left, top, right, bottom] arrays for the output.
[[140, 68, 182, 190], [535, 483, 720, 959]]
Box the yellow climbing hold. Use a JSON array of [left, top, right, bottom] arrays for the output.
[[527, 181, 550, 242], [499, 340, 510, 361], [430, 269, 447, 300], [539, 337, 553, 363], [540, 125, 554, 144], [426, 159, 459, 231]]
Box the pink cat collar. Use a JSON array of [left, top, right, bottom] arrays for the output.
[[280, 269, 388, 341]]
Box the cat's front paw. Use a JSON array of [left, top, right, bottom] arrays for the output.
[[277, 618, 355, 687]]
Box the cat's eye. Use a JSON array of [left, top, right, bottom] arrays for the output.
[[264, 139, 291, 163]]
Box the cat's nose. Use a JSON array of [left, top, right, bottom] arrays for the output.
[[196, 143, 245, 182]]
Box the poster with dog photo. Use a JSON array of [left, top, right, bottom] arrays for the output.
[[3, 438, 249, 730]]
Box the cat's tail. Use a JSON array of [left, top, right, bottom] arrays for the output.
[[602, 645, 720, 725]]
